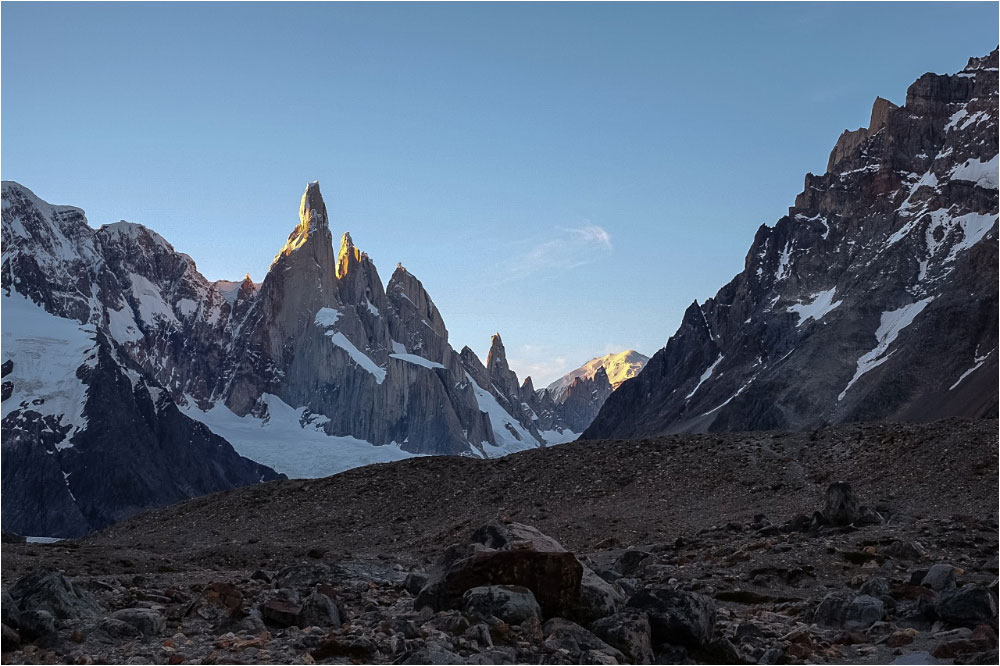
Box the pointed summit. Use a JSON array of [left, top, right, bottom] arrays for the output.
[[272, 182, 331, 265], [336, 231, 362, 279]]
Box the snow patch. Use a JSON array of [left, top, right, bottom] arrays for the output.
[[326, 332, 386, 383], [390, 353, 445, 370], [949, 155, 998, 190], [788, 288, 842, 327], [686, 355, 723, 400], [313, 307, 341, 328], [838, 298, 934, 401], [130, 273, 178, 326]]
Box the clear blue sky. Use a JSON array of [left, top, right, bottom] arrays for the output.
[[3, 2, 996, 385]]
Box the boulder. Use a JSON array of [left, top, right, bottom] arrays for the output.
[[821, 482, 862, 526], [1, 588, 20, 629], [462, 585, 541, 625], [260, 598, 301, 627], [626, 587, 716, 648], [542, 617, 626, 663], [431, 521, 623, 622], [11, 569, 100, 620], [298, 592, 341, 629], [1, 623, 20, 652], [936, 587, 998, 628], [18, 610, 56, 642], [844, 595, 884, 630], [416, 546, 583, 619], [109, 608, 165, 637], [578, 566, 626, 623], [591, 610, 654, 664], [859, 577, 891, 598], [614, 550, 655, 577], [813, 592, 850, 627], [404, 572, 429, 596], [922, 564, 958, 592], [97, 617, 143, 639]]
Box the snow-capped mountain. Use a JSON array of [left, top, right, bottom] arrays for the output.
[[584, 50, 999, 439], [1, 184, 282, 538], [2, 179, 597, 535], [548, 350, 649, 399]]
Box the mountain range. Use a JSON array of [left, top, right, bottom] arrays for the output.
[[1, 180, 628, 537], [3, 50, 997, 539]]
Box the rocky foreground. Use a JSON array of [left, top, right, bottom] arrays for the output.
[[1, 419, 997, 665]]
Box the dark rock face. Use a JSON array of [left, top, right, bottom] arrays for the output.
[[584, 50, 999, 439]]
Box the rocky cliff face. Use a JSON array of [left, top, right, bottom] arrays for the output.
[[584, 51, 999, 439], [1, 184, 282, 538]]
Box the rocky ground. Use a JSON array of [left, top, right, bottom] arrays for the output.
[[1, 418, 997, 664]]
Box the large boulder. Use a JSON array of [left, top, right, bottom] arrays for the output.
[[415, 548, 583, 618], [109, 608, 165, 637], [822, 482, 863, 526], [591, 610, 654, 664], [10, 569, 99, 620], [425, 521, 623, 622], [462, 585, 542, 625], [922, 564, 958, 592], [935, 587, 998, 628], [844, 595, 885, 630], [626, 588, 716, 648]]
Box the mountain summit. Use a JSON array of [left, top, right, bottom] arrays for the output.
[[584, 50, 999, 439]]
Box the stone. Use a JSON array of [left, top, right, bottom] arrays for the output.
[[702, 637, 747, 664], [626, 587, 716, 648], [18, 610, 56, 642], [577, 566, 626, 623], [822, 482, 863, 526], [297, 592, 341, 629], [260, 599, 301, 627], [886, 628, 919, 647], [542, 617, 626, 663], [401, 645, 465, 664], [591, 610, 654, 664], [2, 588, 20, 630], [273, 564, 334, 591], [11, 569, 100, 620], [813, 592, 850, 627], [462, 585, 541, 625], [936, 587, 998, 628], [110, 608, 165, 637], [843, 595, 884, 630], [404, 572, 429, 596], [614, 550, 655, 577], [859, 577, 890, 598], [1, 623, 20, 652], [922, 564, 958, 592], [97, 617, 142, 639], [884, 540, 927, 561]]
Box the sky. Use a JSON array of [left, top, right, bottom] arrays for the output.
[[3, 2, 997, 386]]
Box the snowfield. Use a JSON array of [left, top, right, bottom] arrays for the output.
[[181, 393, 419, 479]]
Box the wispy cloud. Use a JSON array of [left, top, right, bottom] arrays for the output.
[[502, 223, 613, 282]]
